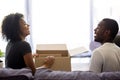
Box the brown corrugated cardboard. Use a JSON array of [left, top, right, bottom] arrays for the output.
[[35, 55, 71, 71], [36, 44, 69, 57], [35, 44, 71, 71]]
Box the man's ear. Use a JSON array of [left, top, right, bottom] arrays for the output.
[[105, 30, 110, 36]]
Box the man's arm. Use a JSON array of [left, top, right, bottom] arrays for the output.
[[89, 50, 103, 73]]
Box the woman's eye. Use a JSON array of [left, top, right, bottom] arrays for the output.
[[25, 24, 27, 27], [24, 23, 27, 25]]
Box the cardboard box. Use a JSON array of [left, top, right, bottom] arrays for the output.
[[35, 44, 71, 71], [68, 46, 89, 56]]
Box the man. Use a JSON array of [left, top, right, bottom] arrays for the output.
[[89, 18, 120, 73]]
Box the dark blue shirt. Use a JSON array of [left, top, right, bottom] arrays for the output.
[[5, 41, 31, 69]]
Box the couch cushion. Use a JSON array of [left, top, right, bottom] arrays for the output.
[[35, 68, 101, 80], [0, 68, 33, 80]]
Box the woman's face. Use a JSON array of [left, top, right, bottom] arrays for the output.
[[19, 18, 30, 38]]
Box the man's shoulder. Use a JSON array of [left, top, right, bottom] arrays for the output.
[[92, 46, 104, 56]]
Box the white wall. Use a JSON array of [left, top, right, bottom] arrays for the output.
[[31, 0, 91, 51], [0, 0, 26, 52]]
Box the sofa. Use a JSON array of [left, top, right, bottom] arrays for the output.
[[0, 68, 34, 80], [0, 68, 120, 80]]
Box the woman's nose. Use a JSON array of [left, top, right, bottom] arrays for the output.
[[25, 24, 30, 27]]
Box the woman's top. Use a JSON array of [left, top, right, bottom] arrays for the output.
[[5, 41, 31, 69]]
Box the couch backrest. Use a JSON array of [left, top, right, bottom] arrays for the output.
[[0, 68, 33, 80], [35, 68, 101, 80], [100, 71, 120, 80], [1, 68, 120, 80], [0, 75, 30, 80]]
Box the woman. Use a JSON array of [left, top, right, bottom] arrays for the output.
[[1, 13, 54, 75]]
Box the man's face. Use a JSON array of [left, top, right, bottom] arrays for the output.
[[94, 21, 106, 43]]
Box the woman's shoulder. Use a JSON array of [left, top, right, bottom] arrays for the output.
[[10, 40, 28, 44], [13, 41, 30, 47], [21, 41, 29, 44]]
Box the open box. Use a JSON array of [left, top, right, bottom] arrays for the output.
[[34, 44, 71, 71]]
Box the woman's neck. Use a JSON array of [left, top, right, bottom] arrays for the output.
[[20, 35, 26, 41]]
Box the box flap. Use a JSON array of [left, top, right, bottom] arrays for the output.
[[36, 44, 67, 50], [36, 44, 69, 57], [68, 46, 88, 56]]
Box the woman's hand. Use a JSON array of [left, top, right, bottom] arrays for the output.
[[32, 53, 39, 58], [43, 56, 55, 68]]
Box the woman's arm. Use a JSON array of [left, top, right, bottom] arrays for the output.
[[24, 53, 36, 75], [24, 53, 55, 75]]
